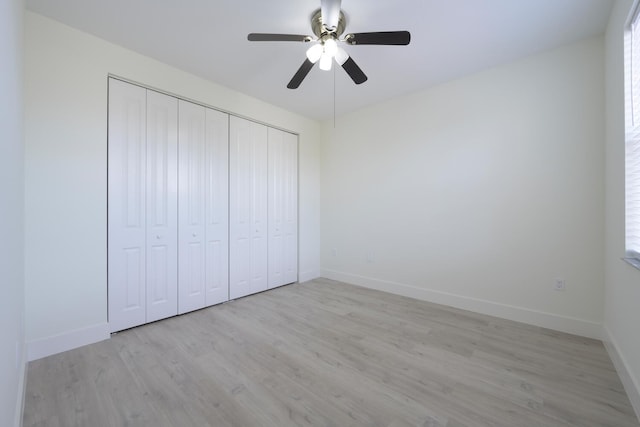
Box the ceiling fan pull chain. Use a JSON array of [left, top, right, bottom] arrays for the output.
[[333, 67, 336, 129]]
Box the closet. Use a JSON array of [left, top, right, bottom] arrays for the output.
[[108, 78, 298, 333]]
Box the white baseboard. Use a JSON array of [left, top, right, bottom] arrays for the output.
[[603, 327, 640, 422], [26, 323, 110, 361], [298, 269, 321, 283], [321, 269, 603, 339], [14, 350, 26, 427]]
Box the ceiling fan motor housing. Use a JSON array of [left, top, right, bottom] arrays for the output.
[[311, 8, 346, 38]]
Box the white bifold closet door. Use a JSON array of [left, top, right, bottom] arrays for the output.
[[108, 79, 178, 332], [178, 100, 229, 314], [229, 116, 268, 299], [109, 79, 297, 330], [145, 91, 179, 322], [268, 128, 298, 288]]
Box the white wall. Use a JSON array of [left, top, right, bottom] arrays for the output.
[[0, 0, 25, 425], [321, 37, 605, 338], [24, 12, 321, 359], [604, 0, 640, 417]]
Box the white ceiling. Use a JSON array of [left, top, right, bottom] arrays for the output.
[[26, 0, 614, 121]]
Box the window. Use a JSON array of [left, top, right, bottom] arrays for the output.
[[626, 7, 640, 265]]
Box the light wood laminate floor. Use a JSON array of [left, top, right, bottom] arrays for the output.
[[23, 278, 639, 427]]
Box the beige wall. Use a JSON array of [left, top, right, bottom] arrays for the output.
[[320, 37, 606, 338]]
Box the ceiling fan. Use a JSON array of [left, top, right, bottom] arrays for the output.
[[247, 0, 411, 89]]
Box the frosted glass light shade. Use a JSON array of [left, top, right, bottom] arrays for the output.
[[306, 44, 323, 63], [319, 53, 332, 71]]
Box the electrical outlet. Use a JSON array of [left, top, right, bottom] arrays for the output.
[[331, 248, 337, 257], [366, 251, 375, 264], [554, 278, 566, 292]]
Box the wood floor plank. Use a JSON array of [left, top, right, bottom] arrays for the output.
[[23, 279, 640, 427]]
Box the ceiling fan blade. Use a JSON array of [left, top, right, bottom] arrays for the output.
[[320, 0, 342, 31], [341, 57, 368, 85], [248, 33, 312, 42], [287, 59, 315, 89], [344, 31, 411, 46]]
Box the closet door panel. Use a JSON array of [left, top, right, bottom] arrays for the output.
[[282, 131, 298, 285], [253, 124, 268, 294], [229, 117, 252, 299], [178, 101, 207, 314], [205, 109, 229, 306], [230, 116, 268, 299], [268, 128, 285, 288], [108, 79, 147, 332], [268, 129, 298, 288], [145, 91, 178, 322]]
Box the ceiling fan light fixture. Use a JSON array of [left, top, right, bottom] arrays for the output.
[[306, 43, 323, 63], [323, 38, 338, 57], [247, 1, 410, 88], [319, 53, 333, 71]]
